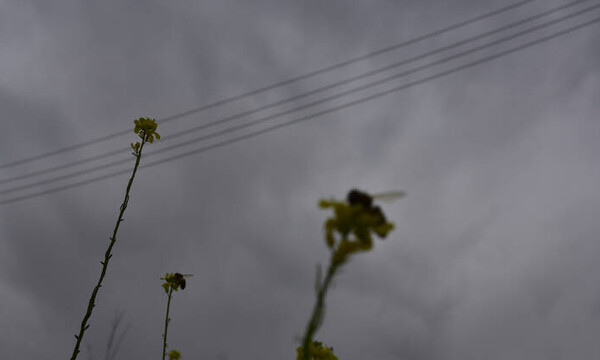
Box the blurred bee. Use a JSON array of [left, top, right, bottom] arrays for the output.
[[347, 189, 405, 224], [347, 189, 405, 207], [173, 273, 193, 290]]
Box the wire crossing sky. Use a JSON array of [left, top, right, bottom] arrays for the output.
[[0, 0, 592, 187], [0, 0, 535, 170], [1, 0, 599, 205]]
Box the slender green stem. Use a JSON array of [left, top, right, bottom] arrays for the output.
[[69, 139, 147, 360], [301, 253, 340, 360], [162, 287, 174, 360]]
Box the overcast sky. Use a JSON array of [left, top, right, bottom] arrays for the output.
[[1, 0, 599, 359]]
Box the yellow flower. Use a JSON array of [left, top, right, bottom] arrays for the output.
[[168, 349, 181, 360], [296, 341, 338, 360], [133, 117, 161, 143], [318, 189, 400, 267]]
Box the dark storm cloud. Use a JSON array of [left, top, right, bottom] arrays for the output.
[[1, 0, 599, 359]]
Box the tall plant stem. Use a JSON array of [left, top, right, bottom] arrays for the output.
[[301, 254, 340, 360], [162, 287, 174, 360], [69, 139, 147, 360]]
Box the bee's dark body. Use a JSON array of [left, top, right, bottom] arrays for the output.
[[347, 189, 386, 225], [347, 189, 373, 208], [174, 273, 186, 290]]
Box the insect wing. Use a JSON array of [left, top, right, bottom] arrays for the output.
[[371, 191, 406, 202]]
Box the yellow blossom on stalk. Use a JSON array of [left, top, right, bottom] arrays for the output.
[[300, 189, 402, 360], [168, 349, 181, 360], [160, 273, 191, 360], [134, 117, 161, 143], [131, 117, 160, 155], [319, 189, 396, 266], [67, 115, 161, 360], [296, 341, 338, 360]]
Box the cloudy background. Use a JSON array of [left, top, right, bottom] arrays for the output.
[[1, 0, 599, 359]]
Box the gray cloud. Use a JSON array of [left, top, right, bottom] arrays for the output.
[[1, 0, 599, 359]]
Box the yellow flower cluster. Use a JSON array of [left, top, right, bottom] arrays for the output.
[[296, 341, 338, 360], [168, 349, 181, 360], [131, 117, 161, 156], [319, 189, 395, 266], [134, 117, 161, 143]]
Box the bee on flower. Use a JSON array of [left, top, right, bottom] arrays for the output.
[[318, 188, 403, 263], [347, 189, 405, 225], [160, 273, 193, 293]]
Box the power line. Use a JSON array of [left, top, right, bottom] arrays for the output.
[[2, 2, 598, 196], [1, 0, 593, 186], [0, 0, 534, 170], [2, 14, 598, 206]]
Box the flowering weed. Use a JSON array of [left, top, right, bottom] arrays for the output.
[[68, 117, 159, 360], [67, 117, 403, 359], [160, 272, 192, 360], [298, 189, 403, 360]]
